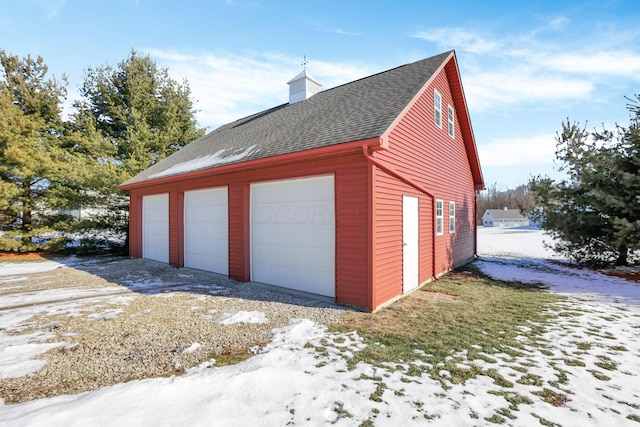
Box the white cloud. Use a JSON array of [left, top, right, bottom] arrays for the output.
[[413, 28, 499, 54], [534, 50, 640, 78], [531, 16, 571, 35], [307, 21, 361, 36], [478, 134, 557, 167], [415, 25, 640, 111], [547, 16, 570, 32], [325, 28, 361, 36], [146, 49, 374, 129], [464, 70, 594, 111]]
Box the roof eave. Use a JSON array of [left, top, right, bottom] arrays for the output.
[[117, 137, 383, 191]]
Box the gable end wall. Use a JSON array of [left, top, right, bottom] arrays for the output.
[[373, 63, 477, 296]]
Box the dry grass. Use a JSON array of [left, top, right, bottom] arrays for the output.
[[333, 266, 562, 379], [212, 345, 267, 367]]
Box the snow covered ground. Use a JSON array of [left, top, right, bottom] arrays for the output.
[[0, 227, 639, 426]]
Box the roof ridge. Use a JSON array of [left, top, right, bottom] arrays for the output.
[[309, 50, 453, 98], [223, 51, 454, 127], [120, 50, 456, 187]]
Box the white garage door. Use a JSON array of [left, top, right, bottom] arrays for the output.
[[251, 175, 335, 297], [142, 194, 169, 263], [184, 187, 228, 274]]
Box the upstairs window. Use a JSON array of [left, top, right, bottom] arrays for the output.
[[448, 105, 455, 138], [436, 199, 444, 235], [434, 90, 442, 128], [449, 201, 456, 233]]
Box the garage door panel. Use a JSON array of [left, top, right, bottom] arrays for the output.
[[185, 205, 227, 222], [252, 262, 334, 295], [253, 242, 330, 270], [251, 175, 335, 297], [187, 236, 227, 257], [252, 181, 333, 203], [142, 194, 169, 263], [253, 223, 333, 248], [184, 187, 228, 275], [198, 221, 226, 236], [253, 202, 333, 225]]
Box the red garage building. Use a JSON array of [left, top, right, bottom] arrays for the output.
[[119, 50, 484, 312]]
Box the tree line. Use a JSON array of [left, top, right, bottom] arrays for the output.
[[476, 183, 536, 224], [0, 50, 204, 253]]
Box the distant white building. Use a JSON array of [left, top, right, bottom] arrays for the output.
[[482, 208, 529, 228]]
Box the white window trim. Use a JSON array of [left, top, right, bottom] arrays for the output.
[[448, 105, 454, 138], [434, 90, 442, 128], [449, 201, 456, 233], [435, 199, 444, 236]]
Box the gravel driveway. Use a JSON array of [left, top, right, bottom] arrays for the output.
[[0, 256, 346, 404]]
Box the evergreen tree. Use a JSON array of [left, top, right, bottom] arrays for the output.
[[530, 98, 640, 266], [0, 51, 80, 251], [72, 50, 204, 249], [76, 50, 204, 179], [607, 95, 640, 260]]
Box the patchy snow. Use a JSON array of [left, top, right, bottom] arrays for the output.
[[477, 256, 640, 306], [86, 308, 123, 321], [0, 227, 639, 425], [0, 256, 94, 278], [0, 259, 135, 381], [0, 287, 122, 310], [149, 145, 257, 179], [0, 260, 66, 277], [218, 311, 269, 325], [0, 334, 66, 379], [477, 227, 640, 305], [182, 343, 202, 354]]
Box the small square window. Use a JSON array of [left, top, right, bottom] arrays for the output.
[[434, 90, 442, 128], [436, 199, 444, 235], [449, 201, 456, 233], [448, 105, 454, 138]]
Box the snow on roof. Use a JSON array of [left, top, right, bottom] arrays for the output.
[[148, 145, 257, 179]]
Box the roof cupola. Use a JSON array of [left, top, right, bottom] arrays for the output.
[[287, 68, 321, 104]]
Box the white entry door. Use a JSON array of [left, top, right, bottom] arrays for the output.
[[250, 175, 335, 297], [142, 194, 169, 263], [184, 187, 228, 274], [403, 196, 419, 293]]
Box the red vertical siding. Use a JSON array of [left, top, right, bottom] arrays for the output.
[[129, 192, 142, 258], [335, 165, 369, 308], [168, 191, 184, 267], [372, 170, 404, 306], [124, 152, 372, 309], [374, 64, 477, 290], [371, 169, 434, 308], [228, 183, 249, 282], [419, 196, 434, 284]]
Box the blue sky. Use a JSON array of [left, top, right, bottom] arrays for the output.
[[2, 0, 639, 188]]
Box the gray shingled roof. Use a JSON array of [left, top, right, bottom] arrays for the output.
[[121, 51, 452, 186], [484, 209, 527, 220]]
